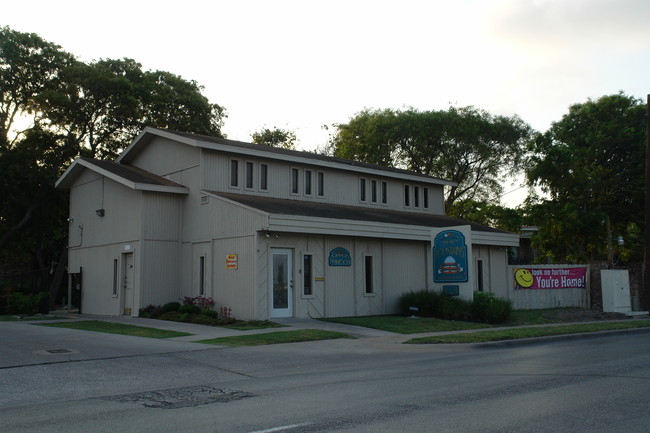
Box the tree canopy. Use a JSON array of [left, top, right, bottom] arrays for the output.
[[525, 92, 646, 262], [251, 126, 297, 150], [0, 26, 226, 297], [330, 106, 532, 216]]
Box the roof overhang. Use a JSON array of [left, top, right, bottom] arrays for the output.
[[120, 127, 456, 187], [56, 158, 189, 194]]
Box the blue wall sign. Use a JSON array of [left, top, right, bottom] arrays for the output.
[[329, 247, 351, 266], [433, 230, 468, 283]]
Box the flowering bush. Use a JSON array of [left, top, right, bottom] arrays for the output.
[[180, 296, 215, 310]]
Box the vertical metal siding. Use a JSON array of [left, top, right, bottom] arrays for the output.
[[382, 240, 429, 314], [325, 237, 356, 317], [201, 149, 447, 215]]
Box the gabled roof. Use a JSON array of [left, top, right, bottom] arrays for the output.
[[118, 127, 456, 187], [55, 158, 189, 194], [206, 191, 517, 242]]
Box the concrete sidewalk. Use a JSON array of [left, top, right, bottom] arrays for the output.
[[42, 313, 397, 341]]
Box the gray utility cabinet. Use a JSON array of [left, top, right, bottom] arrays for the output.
[[600, 269, 631, 313]]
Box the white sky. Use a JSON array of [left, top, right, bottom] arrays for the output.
[[4, 0, 650, 206]]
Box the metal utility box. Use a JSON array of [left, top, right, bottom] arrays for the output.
[[600, 270, 631, 313]]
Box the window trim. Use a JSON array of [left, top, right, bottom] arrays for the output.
[[230, 159, 239, 188], [317, 171, 325, 197], [304, 170, 312, 196], [260, 163, 268, 191], [199, 255, 206, 296], [245, 161, 254, 190], [360, 178, 367, 202], [404, 184, 411, 207], [112, 258, 119, 297], [414, 185, 420, 208], [364, 255, 374, 295], [291, 167, 300, 195], [302, 252, 314, 298]]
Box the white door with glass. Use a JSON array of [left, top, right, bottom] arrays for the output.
[[123, 252, 134, 315], [270, 249, 293, 317]]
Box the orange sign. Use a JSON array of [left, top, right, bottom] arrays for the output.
[[226, 254, 238, 270]]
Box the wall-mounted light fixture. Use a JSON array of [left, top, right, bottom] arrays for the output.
[[67, 217, 74, 223], [96, 209, 105, 217]]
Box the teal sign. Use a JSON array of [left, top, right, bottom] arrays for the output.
[[433, 230, 468, 283], [329, 247, 351, 266]]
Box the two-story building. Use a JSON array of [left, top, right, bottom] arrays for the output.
[[56, 127, 518, 319]]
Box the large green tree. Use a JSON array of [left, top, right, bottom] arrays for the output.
[[526, 93, 646, 262], [331, 106, 532, 215], [0, 27, 226, 304]]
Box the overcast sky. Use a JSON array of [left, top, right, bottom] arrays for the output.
[[5, 0, 650, 205]]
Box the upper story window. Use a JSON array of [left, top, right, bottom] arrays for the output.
[[381, 181, 387, 204], [423, 187, 429, 209], [230, 160, 239, 187], [317, 172, 325, 197], [260, 164, 268, 190], [305, 170, 312, 195], [360, 178, 367, 202], [414, 186, 420, 208], [291, 168, 299, 194], [404, 184, 410, 207], [371, 180, 377, 203], [245, 161, 254, 189]]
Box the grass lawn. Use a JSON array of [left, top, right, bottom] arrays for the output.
[[224, 320, 287, 331], [322, 315, 493, 334], [0, 315, 69, 322], [197, 329, 356, 347], [405, 320, 650, 344], [38, 320, 192, 339]]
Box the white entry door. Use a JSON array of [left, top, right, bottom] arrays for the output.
[[270, 249, 293, 318], [123, 253, 134, 315]]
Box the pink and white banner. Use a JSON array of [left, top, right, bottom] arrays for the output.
[[514, 267, 587, 290]]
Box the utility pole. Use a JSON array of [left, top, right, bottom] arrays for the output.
[[639, 94, 650, 311]]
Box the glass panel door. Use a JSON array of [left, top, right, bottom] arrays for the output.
[[270, 249, 293, 317]]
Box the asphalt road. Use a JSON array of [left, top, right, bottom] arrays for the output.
[[2, 319, 650, 432]]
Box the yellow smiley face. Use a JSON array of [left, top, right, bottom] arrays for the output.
[[515, 268, 534, 288]]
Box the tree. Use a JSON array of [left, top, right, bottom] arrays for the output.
[[251, 126, 297, 149], [331, 107, 532, 214], [35, 58, 226, 159], [0, 26, 74, 150], [526, 93, 646, 262], [0, 27, 227, 306]]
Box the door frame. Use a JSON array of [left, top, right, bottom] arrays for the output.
[[269, 248, 293, 318], [121, 252, 135, 315]]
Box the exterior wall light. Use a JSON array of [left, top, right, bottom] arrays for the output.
[[96, 209, 105, 217]]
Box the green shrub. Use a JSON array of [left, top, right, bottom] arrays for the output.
[[201, 308, 218, 318], [437, 295, 471, 320], [159, 311, 181, 321], [191, 314, 220, 325], [398, 289, 511, 323], [178, 304, 201, 315], [6, 292, 46, 315], [161, 301, 181, 313], [139, 304, 162, 318], [470, 292, 513, 324]]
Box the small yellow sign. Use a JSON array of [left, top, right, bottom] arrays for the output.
[[226, 254, 238, 270]]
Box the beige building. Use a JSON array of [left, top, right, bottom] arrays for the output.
[[56, 127, 518, 319]]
